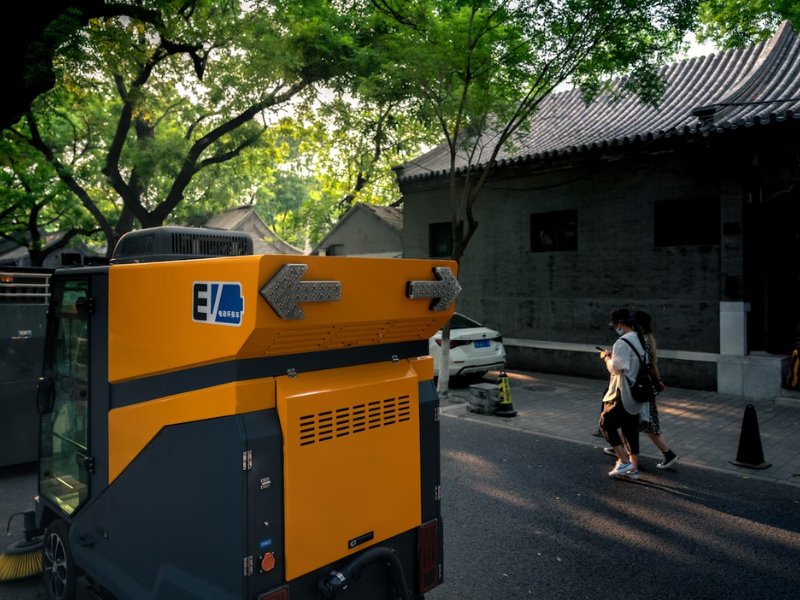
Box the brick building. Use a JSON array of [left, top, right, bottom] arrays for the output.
[[396, 22, 800, 398], [311, 203, 403, 257]]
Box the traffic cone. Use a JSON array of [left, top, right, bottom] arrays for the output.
[[494, 372, 517, 418], [729, 404, 772, 470]]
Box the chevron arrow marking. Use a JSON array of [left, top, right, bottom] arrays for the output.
[[260, 264, 341, 320], [406, 267, 462, 311]]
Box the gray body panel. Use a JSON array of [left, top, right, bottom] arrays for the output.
[[0, 303, 48, 466], [70, 416, 248, 600]]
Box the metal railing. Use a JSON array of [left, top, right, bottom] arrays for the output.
[[0, 271, 52, 304]]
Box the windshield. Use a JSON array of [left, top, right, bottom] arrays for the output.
[[450, 314, 482, 329]]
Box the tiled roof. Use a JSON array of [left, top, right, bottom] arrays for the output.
[[360, 204, 403, 231], [400, 21, 800, 181], [204, 206, 303, 255], [204, 206, 252, 231]]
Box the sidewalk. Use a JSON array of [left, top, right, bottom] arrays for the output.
[[443, 370, 800, 488]]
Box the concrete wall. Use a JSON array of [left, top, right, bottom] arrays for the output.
[[401, 146, 732, 387], [319, 209, 402, 256]]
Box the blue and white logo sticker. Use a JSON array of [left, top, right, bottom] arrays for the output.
[[192, 282, 244, 326], [259, 538, 272, 550]]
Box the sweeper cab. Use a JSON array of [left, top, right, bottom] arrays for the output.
[[10, 227, 455, 600]]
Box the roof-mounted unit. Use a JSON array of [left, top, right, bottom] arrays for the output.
[[112, 227, 254, 265]]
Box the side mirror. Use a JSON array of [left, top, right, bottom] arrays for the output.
[[37, 377, 55, 414]]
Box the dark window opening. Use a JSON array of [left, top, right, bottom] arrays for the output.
[[530, 210, 578, 252], [654, 197, 720, 247], [429, 222, 454, 258]]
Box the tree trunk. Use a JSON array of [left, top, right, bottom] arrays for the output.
[[436, 321, 453, 399]]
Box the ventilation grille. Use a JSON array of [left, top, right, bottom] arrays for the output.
[[112, 227, 253, 264], [117, 232, 155, 256], [299, 395, 412, 447], [267, 319, 436, 354], [171, 232, 249, 257]]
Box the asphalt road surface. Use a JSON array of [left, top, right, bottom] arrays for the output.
[[429, 416, 800, 600], [2, 416, 800, 600]]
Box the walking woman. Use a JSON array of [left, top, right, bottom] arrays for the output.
[[634, 311, 679, 469], [598, 309, 648, 479]]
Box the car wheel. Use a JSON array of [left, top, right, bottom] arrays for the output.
[[42, 519, 76, 600]]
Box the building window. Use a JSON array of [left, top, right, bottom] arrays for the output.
[[530, 210, 578, 252], [429, 222, 452, 258], [325, 244, 343, 256], [654, 197, 720, 247]]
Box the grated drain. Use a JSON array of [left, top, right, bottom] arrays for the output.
[[524, 385, 557, 393]]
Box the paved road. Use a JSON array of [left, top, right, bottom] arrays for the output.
[[2, 416, 800, 600], [430, 415, 800, 600]]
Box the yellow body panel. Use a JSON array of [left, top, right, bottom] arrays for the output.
[[108, 256, 456, 384], [107, 378, 276, 482], [276, 361, 422, 581], [408, 355, 434, 382]]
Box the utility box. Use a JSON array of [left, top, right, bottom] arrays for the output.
[[467, 382, 499, 415], [0, 267, 52, 467]]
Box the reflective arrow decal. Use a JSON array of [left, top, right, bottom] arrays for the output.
[[260, 264, 342, 320], [406, 267, 462, 311]]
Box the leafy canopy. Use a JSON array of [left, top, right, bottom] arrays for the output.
[[697, 0, 798, 48]]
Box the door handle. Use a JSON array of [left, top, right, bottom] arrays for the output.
[[37, 377, 55, 414]]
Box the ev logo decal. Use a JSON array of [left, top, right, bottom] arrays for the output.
[[192, 282, 244, 326]]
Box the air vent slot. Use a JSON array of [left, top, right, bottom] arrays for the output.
[[298, 397, 412, 447]]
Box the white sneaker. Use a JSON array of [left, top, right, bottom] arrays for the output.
[[608, 461, 633, 477], [603, 447, 617, 457], [624, 470, 640, 480]]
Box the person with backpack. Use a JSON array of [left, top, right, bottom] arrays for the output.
[[632, 310, 679, 469], [598, 309, 651, 479]]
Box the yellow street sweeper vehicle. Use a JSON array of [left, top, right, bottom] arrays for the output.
[[0, 227, 457, 600]]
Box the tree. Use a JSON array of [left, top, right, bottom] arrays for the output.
[[4, 0, 378, 255], [375, 0, 699, 396], [697, 0, 798, 49], [0, 136, 99, 266], [1, 1, 171, 132]]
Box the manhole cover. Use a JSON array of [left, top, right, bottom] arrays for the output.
[[524, 385, 557, 393]]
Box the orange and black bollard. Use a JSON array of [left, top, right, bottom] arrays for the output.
[[494, 372, 517, 418]]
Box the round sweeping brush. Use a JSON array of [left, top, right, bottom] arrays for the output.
[[0, 538, 43, 581]]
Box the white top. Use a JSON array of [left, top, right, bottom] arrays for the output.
[[602, 332, 648, 416]]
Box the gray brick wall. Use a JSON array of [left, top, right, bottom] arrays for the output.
[[401, 145, 736, 388]]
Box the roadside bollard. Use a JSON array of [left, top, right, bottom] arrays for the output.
[[494, 372, 517, 418]]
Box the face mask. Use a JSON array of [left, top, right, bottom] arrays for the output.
[[615, 327, 624, 336]]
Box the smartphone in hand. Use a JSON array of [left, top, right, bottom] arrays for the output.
[[595, 346, 605, 352]]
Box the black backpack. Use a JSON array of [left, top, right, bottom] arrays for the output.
[[621, 338, 657, 404]]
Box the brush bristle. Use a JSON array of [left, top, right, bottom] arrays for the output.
[[0, 549, 43, 581]]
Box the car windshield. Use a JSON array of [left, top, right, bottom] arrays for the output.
[[450, 314, 482, 329]]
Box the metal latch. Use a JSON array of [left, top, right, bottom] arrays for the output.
[[76, 454, 95, 475], [435, 486, 441, 501], [435, 407, 441, 422], [287, 368, 297, 379], [76, 297, 95, 316], [392, 355, 399, 364], [243, 556, 253, 577], [242, 450, 252, 471], [260, 477, 271, 490]]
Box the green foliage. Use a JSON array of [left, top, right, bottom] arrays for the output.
[[371, 0, 699, 261], [697, 0, 798, 48], [2, 0, 389, 256]]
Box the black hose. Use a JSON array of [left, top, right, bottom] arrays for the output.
[[318, 546, 412, 600]]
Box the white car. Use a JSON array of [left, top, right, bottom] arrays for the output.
[[430, 313, 506, 378]]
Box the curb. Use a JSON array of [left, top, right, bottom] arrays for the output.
[[440, 405, 800, 488]]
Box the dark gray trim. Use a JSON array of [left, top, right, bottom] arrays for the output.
[[110, 340, 429, 409], [87, 272, 110, 499]]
